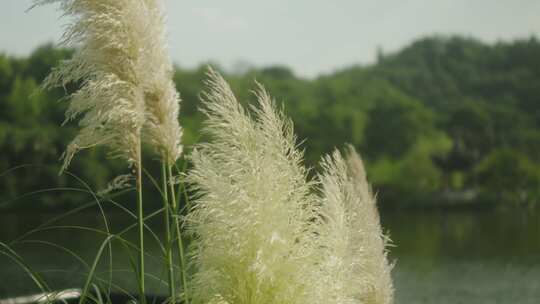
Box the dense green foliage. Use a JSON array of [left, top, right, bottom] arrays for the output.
[[1, 36, 540, 210]]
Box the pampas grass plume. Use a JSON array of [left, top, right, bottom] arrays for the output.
[[139, 0, 183, 164], [34, 0, 182, 170], [186, 68, 319, 304], [317, 146, 394, 304]]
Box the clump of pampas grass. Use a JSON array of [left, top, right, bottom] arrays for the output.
[[33, 0, 182, 170], [187, 69, 394, 304], [33, 0, 184, 300], [33, 0, 394, 302]]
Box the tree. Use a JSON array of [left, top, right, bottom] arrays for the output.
[[363, 96, 435, 160], [475, 149, 540, 204]]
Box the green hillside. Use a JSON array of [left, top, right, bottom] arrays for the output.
[[1, 36, 539, 210]]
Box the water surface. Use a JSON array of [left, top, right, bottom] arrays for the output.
[[1, 207, 539, 303]]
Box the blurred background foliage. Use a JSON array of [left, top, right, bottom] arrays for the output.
[[1, 35, 540, 211]]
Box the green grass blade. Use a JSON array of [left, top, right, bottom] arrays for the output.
[[0, 241, 51, 296], [79, 235, 115, 304]]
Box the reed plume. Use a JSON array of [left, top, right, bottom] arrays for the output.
[[316, 146, 394, 304], [139, 0, 183, 164], [186, 68, 319, 304], [34, 0, 183, 170]]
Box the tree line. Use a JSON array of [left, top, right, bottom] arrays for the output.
[[1, 35, 539, 210]]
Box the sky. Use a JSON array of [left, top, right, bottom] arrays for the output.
[[1, 0, 539, 78]]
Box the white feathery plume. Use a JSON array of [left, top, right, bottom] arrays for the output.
[[139, 0, 183, 164], [316, 145, 394, 304], [186, 68, 319, 304], [34, 0, 182, 170]]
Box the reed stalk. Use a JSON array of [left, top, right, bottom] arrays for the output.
[[168, 165, 190, 304], [135, 145, 146, 304], [162, 161, 176, 303]]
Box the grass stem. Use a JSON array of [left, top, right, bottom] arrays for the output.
[[167, 165, 190, 304], [162, 162, 176, 303], [136, 146, 146, 304]]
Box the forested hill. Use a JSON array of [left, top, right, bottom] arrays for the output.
[[1, 35, 539, 210]]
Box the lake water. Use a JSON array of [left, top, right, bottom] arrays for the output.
[[1, 206, 539, 303], [383, 208, 540, 303]]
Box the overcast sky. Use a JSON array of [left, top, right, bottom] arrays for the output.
[[1, 0, 539, 77]]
